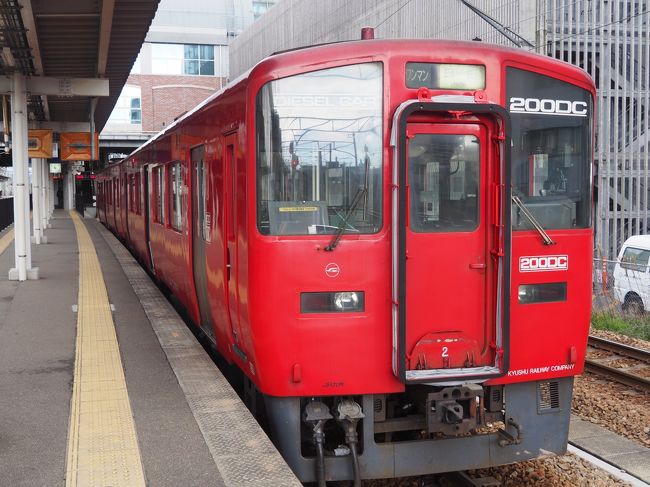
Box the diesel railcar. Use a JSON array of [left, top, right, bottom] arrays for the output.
[[98, 36, 595, 483]]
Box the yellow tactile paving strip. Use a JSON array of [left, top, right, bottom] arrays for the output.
[[66, 211, 146, 487], [0, 227, 14, 255]]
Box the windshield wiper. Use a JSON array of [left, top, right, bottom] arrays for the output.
[[512, 194, 556, 245], [324, 186, 367, 251]]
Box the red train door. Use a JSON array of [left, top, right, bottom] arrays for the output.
[[224, 133, 244, 359], [143, 165, 154, 271], [393, 102, 510, 383], [123, 173, 130, 242], [191, 145, 216, 342]]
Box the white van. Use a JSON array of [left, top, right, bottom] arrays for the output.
[[612, 235, 650, 313]]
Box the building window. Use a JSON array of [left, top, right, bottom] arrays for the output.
[[107, 85, 142, 125], [151, 43, 215, 76], [168, 162, 183, 230], [184, 45, 214, 75], [130, 98, 141, 123], [253, 1, 275, 20]]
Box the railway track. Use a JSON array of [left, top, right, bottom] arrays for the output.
[[585, 335, 650, 392]]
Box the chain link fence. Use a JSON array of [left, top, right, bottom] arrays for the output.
[[592, 256, 650, 341]]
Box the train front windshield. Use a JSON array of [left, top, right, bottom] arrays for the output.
[[256, 63, 383, 236], [507, 67, 593, 230]]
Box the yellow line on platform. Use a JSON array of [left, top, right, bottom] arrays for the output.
[[0, 228, 14, 255], [66, 211, 146, 487]]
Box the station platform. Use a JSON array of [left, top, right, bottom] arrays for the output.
[[0, 211, 300, 487]]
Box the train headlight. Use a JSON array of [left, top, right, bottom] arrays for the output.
[[300, 291, 365, 313], [334, 292, 359, 311], [518, 282, 567, 304]]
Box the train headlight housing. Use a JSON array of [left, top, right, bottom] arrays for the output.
[[301, 291, 365, 313], [518, 282, 567, 304]]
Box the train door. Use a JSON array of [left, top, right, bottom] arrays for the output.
[[123, 173, 130, 241], [112, 177, 118, 231], [224, 133, 243, 358], [191, 146, 216, 342], [394, 105, 510, 383], [143, 165, 154, 271]]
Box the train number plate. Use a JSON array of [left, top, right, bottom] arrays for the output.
[[519, 255, 568, 272]]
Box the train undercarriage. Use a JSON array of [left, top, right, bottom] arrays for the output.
[[264, 378, 573, 482]]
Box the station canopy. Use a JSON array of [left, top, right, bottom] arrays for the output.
[[0, 0, 160, 165]]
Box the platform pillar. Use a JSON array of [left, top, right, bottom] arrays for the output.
[[31, 157, 42, 244], [49, 176, 54, 217], [64, 170, 74, 210], [40, 159, 49, 233], [8, 71, 38, 280]]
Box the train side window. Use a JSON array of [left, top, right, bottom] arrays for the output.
[[128, 174, 135, 211], [114, 179, 120, 208], [134, 172, 141, 214], [168, 161, 183, 230], [153, 166, 165, 224]]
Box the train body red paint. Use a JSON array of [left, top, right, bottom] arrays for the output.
[[98, 39, 595, 481]]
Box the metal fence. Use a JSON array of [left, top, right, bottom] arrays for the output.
[[547, 0, 649, 259], [0, 197, 13, 231]]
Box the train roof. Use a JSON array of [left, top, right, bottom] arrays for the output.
[[108, 38, 594, 171], [251, 38, 594, 88]]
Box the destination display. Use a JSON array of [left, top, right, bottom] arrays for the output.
[[405, 62, 485, 90]]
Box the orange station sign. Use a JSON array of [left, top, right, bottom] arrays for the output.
[[60, 132, 99, 161], [27, 130, 53, 158]]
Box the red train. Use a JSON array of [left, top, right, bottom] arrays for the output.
[[98, 36, 595, 483]]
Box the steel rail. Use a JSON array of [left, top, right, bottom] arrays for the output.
[[584, 360, 650, 393], [587, 335, 650, 363], [585, 336, 650, 392]]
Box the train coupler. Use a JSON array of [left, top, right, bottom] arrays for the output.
[[426, 383, 484, 436], [497, 417, 523, 447]]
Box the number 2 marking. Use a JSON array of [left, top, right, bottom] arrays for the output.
[[442, 346, 449, 358]]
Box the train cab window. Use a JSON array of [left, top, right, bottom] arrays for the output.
[[507, 68, 593, 230], [168, 162, 183, 230], [408, 134, 479, 232], [153, 166, 165, 224], [256, 62, 383, 235]]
